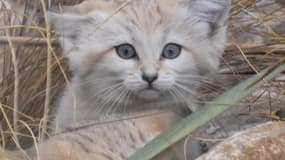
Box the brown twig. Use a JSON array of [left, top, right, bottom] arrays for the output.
[[247, 57, 285, 89], [0, 36, 58, 46], [226, 44, 285, 54]]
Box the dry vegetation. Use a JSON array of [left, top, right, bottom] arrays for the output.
[[0, 0, 284, 159]]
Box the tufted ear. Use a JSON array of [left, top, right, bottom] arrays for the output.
[[49, 12, 94, 52], [48, 2, 86, 15], [180, 0, 231, 36]]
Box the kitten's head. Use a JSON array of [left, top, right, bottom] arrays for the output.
[[50, 0, 231, 111]]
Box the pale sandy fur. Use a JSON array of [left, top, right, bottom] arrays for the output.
[[24, 111, 182, 160]]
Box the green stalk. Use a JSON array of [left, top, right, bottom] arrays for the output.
[[128, 62, 285, 160]]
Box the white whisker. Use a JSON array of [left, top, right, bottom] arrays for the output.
[[174, 82, 196, 95], [97, 85, 125, 114], [80, 83, 123, 107]]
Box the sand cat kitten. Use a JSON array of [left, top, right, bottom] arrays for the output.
[[52, 0, 230, 128], [23, 0, 231, 159]]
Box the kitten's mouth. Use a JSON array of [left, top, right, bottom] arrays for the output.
[[137, 88, 161, 100]]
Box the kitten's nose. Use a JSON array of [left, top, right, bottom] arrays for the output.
[[142, 73, 158, 84]]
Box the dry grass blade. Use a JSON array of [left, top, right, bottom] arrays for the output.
[[5, 29, 20, 145], [39, 0, 52, 141]]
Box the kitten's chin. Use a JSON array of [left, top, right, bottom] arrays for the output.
[[137, 89, 161, 101]]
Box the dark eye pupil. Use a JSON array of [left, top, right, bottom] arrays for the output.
[[168, 48, 175, 55], [122, 48, 129, 54]]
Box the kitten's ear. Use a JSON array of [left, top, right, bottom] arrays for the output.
[[181, 0, 231, 35], [48, 11, 93, 51], [48, 3, 83, 14]]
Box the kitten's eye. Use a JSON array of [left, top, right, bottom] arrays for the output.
[[162, 43, 182, 59], [115, 44, 137, 59]]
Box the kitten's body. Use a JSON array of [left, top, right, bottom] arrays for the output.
[[25, 111, 188, 160], [24, 0, 231, 159]]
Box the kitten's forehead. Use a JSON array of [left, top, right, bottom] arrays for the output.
[[119, 1, 176, 28], [69, 0, 179, 15], [68, 0, 182, 42], [98, 0, 183, 59]]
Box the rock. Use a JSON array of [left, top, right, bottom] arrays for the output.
[[196, 122, 285, 160]]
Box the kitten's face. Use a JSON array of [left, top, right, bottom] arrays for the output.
[[50, 0, 230, 109]]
